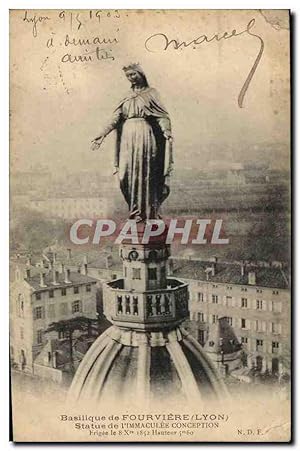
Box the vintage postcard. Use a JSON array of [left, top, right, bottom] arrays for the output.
[[10, 9, 291, 442]]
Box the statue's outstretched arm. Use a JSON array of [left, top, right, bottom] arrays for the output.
[[98, 107, 123, 138], [91, 107, 123, 151]]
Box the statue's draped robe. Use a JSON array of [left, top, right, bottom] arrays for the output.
[[100, 87, 172, 220]]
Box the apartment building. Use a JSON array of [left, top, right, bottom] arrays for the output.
[[10, 265, 98, 373], [173, 258, 290, 375]]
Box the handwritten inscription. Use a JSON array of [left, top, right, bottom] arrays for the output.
[[60, 34, 118, 63], [64, 34, 118, 47], [23, 10, 50, 38], [20, 11, 264, 106], [145, 18, 264, 108], [61, 48, 115, 63]]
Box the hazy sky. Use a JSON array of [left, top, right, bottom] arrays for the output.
[[10, 10, 290, 174]]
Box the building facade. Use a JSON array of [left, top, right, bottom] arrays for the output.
[[10, 265, 98, 373], [176, 259, 290, 375]]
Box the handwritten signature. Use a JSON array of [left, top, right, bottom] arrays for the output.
[[145, 18, 264, 108]]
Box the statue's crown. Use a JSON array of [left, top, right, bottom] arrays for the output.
[[122, 63, 144, 75]]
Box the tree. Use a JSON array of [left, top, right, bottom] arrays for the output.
[[45, 317, 98, 370]]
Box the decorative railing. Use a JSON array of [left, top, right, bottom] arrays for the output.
[[103, 277, 189, 330]]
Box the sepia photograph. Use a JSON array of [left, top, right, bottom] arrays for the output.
[[8, 7, 291, 443]]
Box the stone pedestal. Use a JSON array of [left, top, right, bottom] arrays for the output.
[[68, 222, 228, 406]]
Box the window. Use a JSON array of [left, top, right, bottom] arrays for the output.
[[226, 286, 232, 290], [241, 287, 247, 292], [61, 288, 67, 296], [272, 341, 279, 352], [148, 268, 157, 281], [74, 286, 79, 294], [212, 294, 218, 304], [197, 312, 204, 322], [34, 306, 43, 320], [72, 300, 82, 314], [212, 284, 218, 288], [48, 304, 55, 318], [197, 330, 205, 345], [273, 290, 279, 295], [131, 268, 141, 280], [225, 316, 233, 326], [241, 318, 246, 329], [58, 330, 67, 339], [256, 339, 263, 351], [86, 285, 91, 292], [257, 289, 262, 294], [36, 292, 41, 301], [256, 300, 263, 310], [241, 298, 248, 308], [60, 302, 68, 315], [241, 337, 248, 344], [197, 292, 204, 302], [48, 290, 54, 299], [225, 296, 232, 307], [37, 329, 43, 344], [212, 314, 218, 324]]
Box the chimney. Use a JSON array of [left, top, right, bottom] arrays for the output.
[[64, 268, 72, 284], [205, 267, 212, 281], [39, 272, 47, 288], [67, 248, 72, 260], [210, 257, 217, 276], [25, 268, 31, 279], [248, 271, 256, 286], [168, 258, 174, 276], [240, 261, 245, 276], [52, 269, 60, 286], [82, 263, 88, 276]]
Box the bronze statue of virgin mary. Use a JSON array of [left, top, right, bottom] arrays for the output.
[[91, 64, 173, 222]]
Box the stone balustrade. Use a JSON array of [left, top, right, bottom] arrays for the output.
[[103, 277, 189, 330]]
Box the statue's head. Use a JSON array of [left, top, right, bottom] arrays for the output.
[[123, 63, 149, 88]]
